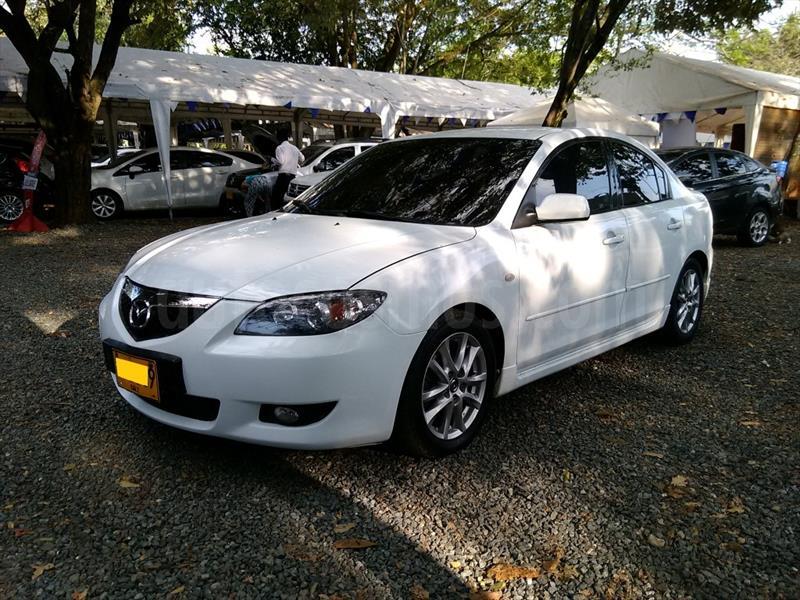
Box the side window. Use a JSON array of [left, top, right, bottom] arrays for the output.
[[673, 153, 713, 183], [654, 164, 670, 200], [531, 141, 613, 214], [317, 146, 355, 172], [715, 153, 747, 178], [612, 143, 660, 206], [183, 151, 233, 168], [117, 152, 161, 176]]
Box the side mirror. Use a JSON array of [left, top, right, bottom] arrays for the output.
[[536, 193, 590, 222], [128, 165, 144, 179], [313, 163, 324, 173]]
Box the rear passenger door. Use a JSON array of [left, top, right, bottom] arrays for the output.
[[710, 151, 754, 230], [181, 150, 233, 207], [612, 141, 688, 330]]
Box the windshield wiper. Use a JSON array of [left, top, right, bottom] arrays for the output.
[[330, 209, 420, 223], [288, 201, 315, 214]]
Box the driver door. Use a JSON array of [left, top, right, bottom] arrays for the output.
[[512, 140, 630, 372], [117, 152, 167, 210]]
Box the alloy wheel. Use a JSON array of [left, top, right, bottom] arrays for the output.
[[749, 211, 769, 245], [675, 269, 701, 334], [421, 332, 487, 441], [91, 193, 117, 219], [0, 193, 24, 222]]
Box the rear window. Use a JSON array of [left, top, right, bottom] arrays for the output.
[[295, 137, 540, 226]]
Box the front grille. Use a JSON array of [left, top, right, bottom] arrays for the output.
[[287, 182, 310, 198], [119, 277, 218, 342]]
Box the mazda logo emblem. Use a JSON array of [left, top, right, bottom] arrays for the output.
[[128, 297, 152, 330]]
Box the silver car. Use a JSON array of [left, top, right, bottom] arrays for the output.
[[90, 147, 261, 219]]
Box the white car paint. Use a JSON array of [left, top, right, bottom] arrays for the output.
[[91, 147, 261, 211], [99, 128, 713, 450]]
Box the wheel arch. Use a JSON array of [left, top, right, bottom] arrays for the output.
[[687, 249, 708, 277], [429, 302, 505, 389], [91, 187, 124, 207]]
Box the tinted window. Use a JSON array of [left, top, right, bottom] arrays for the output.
[[655, 150, 688, 164], [318, 147, 355, 171], [182, 151, 232, 168], [715, 153, 747, 178], [295, 137, 540, 226], [117, 152, 161, 175], [673, 152, 713, 183], [227, 150, 264, 163], [531, 141, 613, 213], [613, 144, 660, 205]]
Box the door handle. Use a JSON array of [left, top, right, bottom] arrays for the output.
[[603, 233, 625, 245], [667, 219, 682, 230]]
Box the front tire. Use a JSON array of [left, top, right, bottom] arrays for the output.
[[738, 207, 770, 247], [91, 189, 123, 220], [0, 191, 24, 223], [392, 310, 496, 457], [662, 258, 704, 344]]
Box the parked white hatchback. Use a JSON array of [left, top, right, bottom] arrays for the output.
[[91, 147, 262, 219], [99, 128, 712, 456]]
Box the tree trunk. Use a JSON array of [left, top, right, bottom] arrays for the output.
[[542, 79, 575, 127], [52, 125, 94, 224]]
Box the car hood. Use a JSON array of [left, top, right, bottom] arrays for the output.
[[126, 214, 475, 300]]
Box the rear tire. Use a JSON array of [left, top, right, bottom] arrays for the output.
[[661, 258, 704, 344], [392, 309, 496, 457], [737, 207, 770, 247], [91, 189, 123, 220], [0, 191, 24, 223]]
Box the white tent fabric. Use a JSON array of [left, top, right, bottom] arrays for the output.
[[488, 96, 659, 146], [149, 98, 177, 216], [587, 50, 800, 156], [0, 38, 541, 127]]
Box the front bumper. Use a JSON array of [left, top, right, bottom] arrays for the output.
[[99, 278, 424, 449]]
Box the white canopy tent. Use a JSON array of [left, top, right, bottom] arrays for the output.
[[0, 38, 542, 211], [488, 95, 659, 146], [587, 49, 800, 157]]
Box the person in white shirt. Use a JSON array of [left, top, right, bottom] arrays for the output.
[[271, 129, 304, 210]]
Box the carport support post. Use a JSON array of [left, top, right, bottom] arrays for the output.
[[744, 92, 764, 158], [222, 116, 234, 149], [293, 109, 304, 145], [103, 102, 118, 160]]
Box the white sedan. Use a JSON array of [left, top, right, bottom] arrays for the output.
[[90, 147, 262, 219], [99, 128, 712, 456]]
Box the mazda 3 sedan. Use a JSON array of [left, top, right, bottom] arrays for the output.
[[99, 128, 713, 456]]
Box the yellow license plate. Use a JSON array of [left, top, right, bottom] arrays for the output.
[[114, 350, 159, 402], [225, 190, 235, 200]]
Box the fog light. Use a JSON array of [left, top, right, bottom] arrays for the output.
[[273, 406, 300, 424]]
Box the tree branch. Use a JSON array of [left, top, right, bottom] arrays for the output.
[[91, 0, 135, 90]]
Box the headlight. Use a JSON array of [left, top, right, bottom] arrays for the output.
[[235, 290, 387, 336]]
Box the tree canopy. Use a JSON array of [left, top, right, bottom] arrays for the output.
[[717, 12, 800, 77]]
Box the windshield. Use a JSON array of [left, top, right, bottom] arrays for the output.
[[291, 137, 540, 226], [96, 149, 149, 170]]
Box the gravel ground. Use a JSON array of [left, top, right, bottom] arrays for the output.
[[1, 216, 798, 599]]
